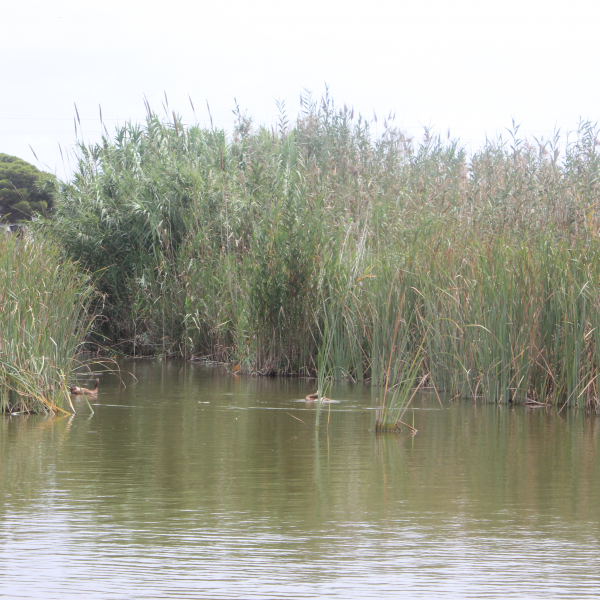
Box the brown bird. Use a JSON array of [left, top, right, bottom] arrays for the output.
[[305, 392, 329, 402], [70, 379, 99, 397]]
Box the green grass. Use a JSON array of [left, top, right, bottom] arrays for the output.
[[0, 234, 93, 413], [42, 93, 600, 410]]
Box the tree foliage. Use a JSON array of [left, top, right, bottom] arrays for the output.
[[0, 154, 54, 223]]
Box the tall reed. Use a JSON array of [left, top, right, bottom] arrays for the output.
[[43, 93, 600, 409], [0, 234, 93, 413]]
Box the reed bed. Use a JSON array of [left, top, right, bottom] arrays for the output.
[[43, 93, 600, 410], [0, 234, 93, 413]]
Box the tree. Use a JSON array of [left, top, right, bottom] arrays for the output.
[[0, 154, 55, 223]]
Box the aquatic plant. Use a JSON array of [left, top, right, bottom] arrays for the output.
[[43, 92, 600, 409], [0, 234, 93, 413]]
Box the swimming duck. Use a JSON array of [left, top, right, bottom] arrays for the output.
[[305, 392, 330, 402]]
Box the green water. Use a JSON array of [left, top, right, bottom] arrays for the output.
[[1, 360, 599, 598]]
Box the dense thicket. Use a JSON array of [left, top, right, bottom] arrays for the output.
[[0, 154, 54, 223], [44, 94, 600, 410], [0, 234, 93, 413]]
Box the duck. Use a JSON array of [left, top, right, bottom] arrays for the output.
[[69, 378, 99, 397], [305, 392, 330, 402]]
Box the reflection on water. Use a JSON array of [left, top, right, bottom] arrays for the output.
[[1, 360, 599, 598]]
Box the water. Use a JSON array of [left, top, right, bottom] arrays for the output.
[[1, 360, 599, 598]]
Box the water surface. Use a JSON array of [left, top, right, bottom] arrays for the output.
[[1, 360, 599, 598]]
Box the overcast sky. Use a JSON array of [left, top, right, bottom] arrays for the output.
[[3, 0, 599, 179]]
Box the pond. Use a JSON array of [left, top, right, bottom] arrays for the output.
[[1, 360, 599, 598]]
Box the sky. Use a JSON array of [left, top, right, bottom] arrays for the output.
[[3, 0, 599, 180]]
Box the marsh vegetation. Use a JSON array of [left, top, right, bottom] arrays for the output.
[[4, 92, 600, 413], [0, 234, 93, 413]]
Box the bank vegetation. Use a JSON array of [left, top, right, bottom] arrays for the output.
[[7, 92, 600, 412], [0, 234, 93, 413]]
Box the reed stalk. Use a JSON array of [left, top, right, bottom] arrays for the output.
[[41, 93, 600, 410], [0, 234, 93, 413]]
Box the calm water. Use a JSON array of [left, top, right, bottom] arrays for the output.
[[1, 360, 600, 599]]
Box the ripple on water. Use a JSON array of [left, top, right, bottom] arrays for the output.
[[1, 362, 599, 598]]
